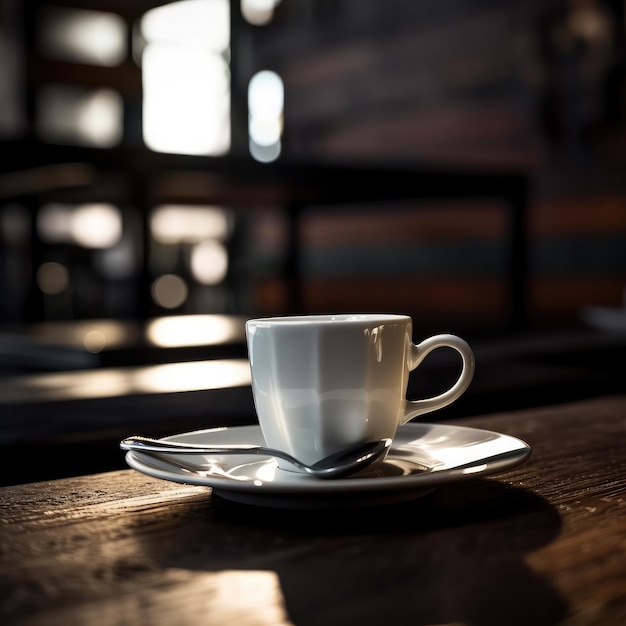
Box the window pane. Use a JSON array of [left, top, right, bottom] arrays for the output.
[[37, 7, 127, 66], [36, 85, 123, 147], [140, 0, 231, 156]]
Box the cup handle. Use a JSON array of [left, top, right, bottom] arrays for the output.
[[401, 334, 475, 424]]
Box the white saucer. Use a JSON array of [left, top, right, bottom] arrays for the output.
[[125, 422, 531, 508]]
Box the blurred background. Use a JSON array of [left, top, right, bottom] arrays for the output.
[[1, 0, 624, 328], [0, 0, 625, 483]]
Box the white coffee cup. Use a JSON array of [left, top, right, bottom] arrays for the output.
[[245, 314, 475, 471]]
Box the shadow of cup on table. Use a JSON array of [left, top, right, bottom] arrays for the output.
[[209, 479, 566, 626]]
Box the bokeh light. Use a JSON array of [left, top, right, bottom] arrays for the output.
[[36, 86, 123, 148], [151, 274, 189, 309], [248, 70, 283, 162], [150, 205, 230, 244], [190, 240, 229, 285], [36, 262, 69, 295], [38, 203, 122, 249]]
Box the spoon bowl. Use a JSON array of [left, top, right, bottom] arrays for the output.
[[120, 435, 392, 479]]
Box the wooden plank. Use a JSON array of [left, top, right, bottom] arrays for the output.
[[304, 202, 506, 245], [531, 193, 626, 237]]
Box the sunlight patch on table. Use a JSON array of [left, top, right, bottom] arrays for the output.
[[164, 569, 293, 625]]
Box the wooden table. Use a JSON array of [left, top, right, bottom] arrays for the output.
[[1, 395, 625, 625]]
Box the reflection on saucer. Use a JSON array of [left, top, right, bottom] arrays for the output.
[[352, 458, 430, 479]]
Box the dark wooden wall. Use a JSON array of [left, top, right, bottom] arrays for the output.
[[245, 0, 626, 327]]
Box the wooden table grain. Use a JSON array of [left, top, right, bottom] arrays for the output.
[[1, 395, 625, 625]]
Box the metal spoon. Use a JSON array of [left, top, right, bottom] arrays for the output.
[[120, 435, 392, 479]]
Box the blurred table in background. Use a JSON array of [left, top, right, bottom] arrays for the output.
[[0, 314, 248, 371], [0, 357, 255, 486], [0, 314, 251, 485]]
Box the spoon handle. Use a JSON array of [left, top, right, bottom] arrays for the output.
[[120, 435, 308, 471], [120, 435, 266, 455]]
